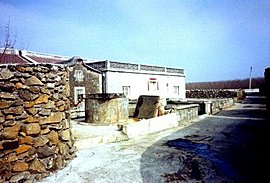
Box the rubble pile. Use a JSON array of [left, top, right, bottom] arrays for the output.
[[0, 64, 75, 182]]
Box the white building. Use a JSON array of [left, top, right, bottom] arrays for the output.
[[86, 60, 186, 100]]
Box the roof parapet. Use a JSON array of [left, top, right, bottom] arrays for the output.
[[19, 50, 39, 64]]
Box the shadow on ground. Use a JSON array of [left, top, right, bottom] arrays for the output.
[[140, 97, 269, 183]]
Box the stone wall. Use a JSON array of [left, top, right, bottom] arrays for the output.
[[173, 104, 199, 123], [209, 98, 234, 114], [69, 61, 101, 106], [186, 89, 238, 99], [0, 64, 75, 182], [186, 98, 234, 115]]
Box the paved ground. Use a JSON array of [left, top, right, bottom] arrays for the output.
[[40, 95, 268, 183]]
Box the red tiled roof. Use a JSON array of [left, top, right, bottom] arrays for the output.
[[28, 56, 67, 64], [0, 53, 28, 64]]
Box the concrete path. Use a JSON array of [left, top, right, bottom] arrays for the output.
[[40, 95, 268, 183]]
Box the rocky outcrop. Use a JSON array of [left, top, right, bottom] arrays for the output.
[[0, 64, 75, 183]]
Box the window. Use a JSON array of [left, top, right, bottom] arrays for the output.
[[122, 86, 131, 98], [174, 86, 179, 95], [74, 70, 84, 81]]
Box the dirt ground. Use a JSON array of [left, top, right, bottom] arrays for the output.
[[41, 95, 268, 183]]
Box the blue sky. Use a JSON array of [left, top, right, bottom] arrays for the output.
[[0, 0, 269, 82]]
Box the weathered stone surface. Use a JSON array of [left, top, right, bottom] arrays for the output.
[[3, 106, 24, 115], [0, 100, 13, 109], [60, 119, 70, 130], [57, 105, 66, 111], [29, 159, 45, 173], [15, 112, 29, 120], [45, 124, 62, 130], [4, 154, 18, 163], [16, 66, 33, 73], [16, 145, 32, 155], [43, 100, 55, 109], [37, 145, 55, 158], [18, 89, 39, 101], [0, 83, 15, 92], [3, 120, 16, 126], [40, 128, 50, 135], [28, 86, 40, 94], [55, 100, 65, 107], [38, 109, 51, 116], [40, 156, 54, 170], [58, 142, 68, 156], [46, 83, 55, 89], [12, 99, 24, 106], [24, 101, 35, 108], [0, 68, 14, 80], [25, 108, 37, 115], [24, 123, 41, 135], [47, 130, 59, 145], [59, 129, 71, 141], [35, 95, 49, 104], [2, 123, 20, 139], [133, 95, 161, 119], [0, 116, 4, 123], [15, 82, 28, 89], [24, 76, 44, 86], [9, 171, 31, 183], [0, 92, 17, 99], [40, 88, 50, 94], [20, 131, 27, 137], [13, 162, 29, 172], [25, 154, 37, 163], [2, 139, 19, 150], [15, 72, 32, 78], [17, 151, 29, 159], [19, 136, 33, 145], [33, 135, 49, 147], [54, 155, 64, 169], [25, 116, 39, 123], [40, 112, 64, 125]]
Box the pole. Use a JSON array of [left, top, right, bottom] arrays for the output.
[[249, 66, 252, 89]]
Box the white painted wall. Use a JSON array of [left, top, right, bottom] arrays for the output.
[[105, 71, 185, 100]]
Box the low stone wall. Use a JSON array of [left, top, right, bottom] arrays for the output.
[[173, 104, 199, 122], [0, 64, 75, 182], [209, 98, 234, 114], [186, 98, 234, 114], [122, 104, 199, 138]]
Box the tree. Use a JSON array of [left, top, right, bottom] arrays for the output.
[[0, 20, 18, 62]]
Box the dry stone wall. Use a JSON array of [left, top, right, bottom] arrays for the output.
[[186, 89, 238, 99], [0, 64, 75, 182]]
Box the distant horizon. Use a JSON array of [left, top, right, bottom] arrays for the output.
[[1, 0, 269, 82], [186, 76, 265, 83]]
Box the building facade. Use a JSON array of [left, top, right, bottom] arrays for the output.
[[87, 60, 186, 100], [63, 58, 102, 116]]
